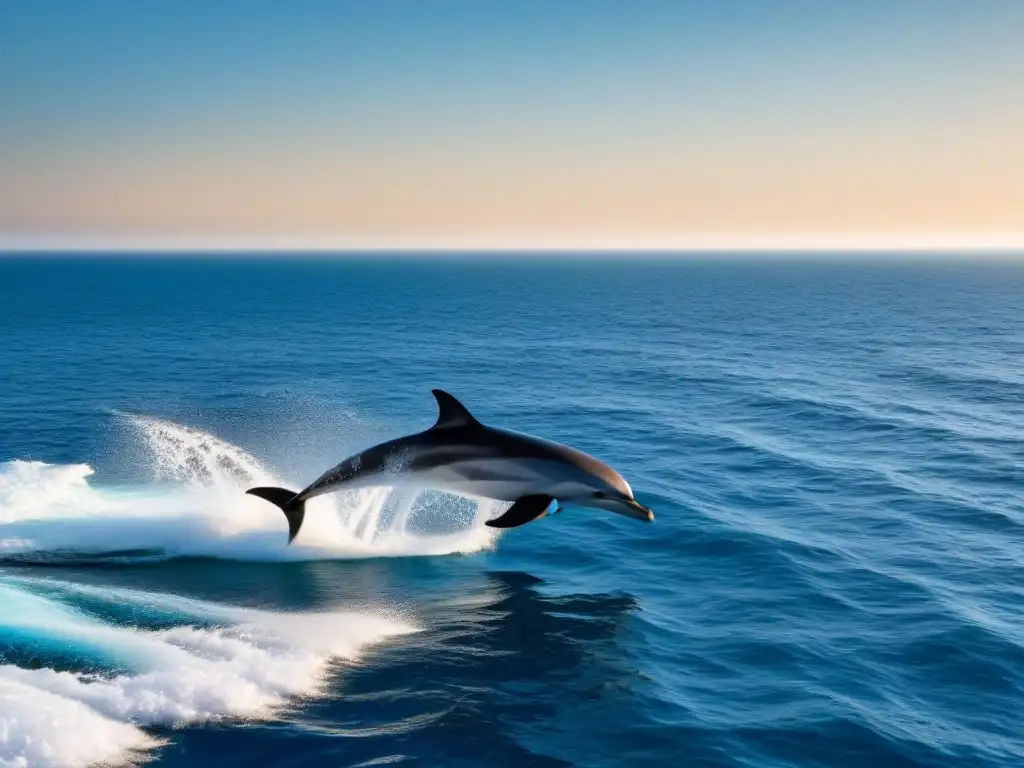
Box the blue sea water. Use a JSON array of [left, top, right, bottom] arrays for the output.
[[1, 256, 1023, 767]]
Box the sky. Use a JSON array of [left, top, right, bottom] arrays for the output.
[[1, 0, 1022, 251]]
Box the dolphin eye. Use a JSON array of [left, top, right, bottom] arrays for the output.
[[593, 491, 607, 499]]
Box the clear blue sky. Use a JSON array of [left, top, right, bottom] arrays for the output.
[[2, 1, 1022, 249]]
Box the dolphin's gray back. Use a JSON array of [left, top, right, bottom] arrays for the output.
[[297, 433, 422, 500]]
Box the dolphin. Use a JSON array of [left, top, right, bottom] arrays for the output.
[[246, 389, 653, 544]]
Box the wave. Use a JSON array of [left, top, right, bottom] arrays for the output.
[[0, 414, 502, 564], [0, 576, 416, 768]]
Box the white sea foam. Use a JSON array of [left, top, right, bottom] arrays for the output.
[[0, 578, 416, 768], [0, 414, 501, 562], [0, 416, 492, 764], [0, 416, 492, 762]]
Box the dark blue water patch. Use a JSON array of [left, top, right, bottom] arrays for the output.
[[6, 577, 225, 631], [0, 623, 134, 675]]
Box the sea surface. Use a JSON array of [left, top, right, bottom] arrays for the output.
[[1, 256, 1023, 768]]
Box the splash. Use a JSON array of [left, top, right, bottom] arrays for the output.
[[0, 577, 416, 768], [0, 414, 501, 563], [129, 413, 274, 488], [0, 461, 105, 523]]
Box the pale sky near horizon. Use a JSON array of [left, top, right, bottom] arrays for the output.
[[1, 1, 1023, 250]]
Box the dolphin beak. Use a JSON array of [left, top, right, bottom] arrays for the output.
[[587, 494, 654, 522], [618, 498, 655, 522]]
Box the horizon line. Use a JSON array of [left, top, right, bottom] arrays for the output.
[[3, 233, 1024, 255]]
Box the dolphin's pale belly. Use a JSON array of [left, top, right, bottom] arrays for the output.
[[411, 458, 586, 502]]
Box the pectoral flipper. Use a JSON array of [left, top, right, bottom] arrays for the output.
[[485, 495, 558, 528]]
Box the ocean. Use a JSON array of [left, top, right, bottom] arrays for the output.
[[1, 256, 1023, 767]]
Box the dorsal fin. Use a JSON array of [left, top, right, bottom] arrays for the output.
[[431, 389, 481, 429]]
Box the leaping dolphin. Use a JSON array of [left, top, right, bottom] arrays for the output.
[[246, 389, 654, 544]]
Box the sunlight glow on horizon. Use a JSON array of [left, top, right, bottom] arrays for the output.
[[4, 233, 1024, 256]]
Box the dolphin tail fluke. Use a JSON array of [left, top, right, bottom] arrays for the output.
[[246, 486, 306, 544]]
